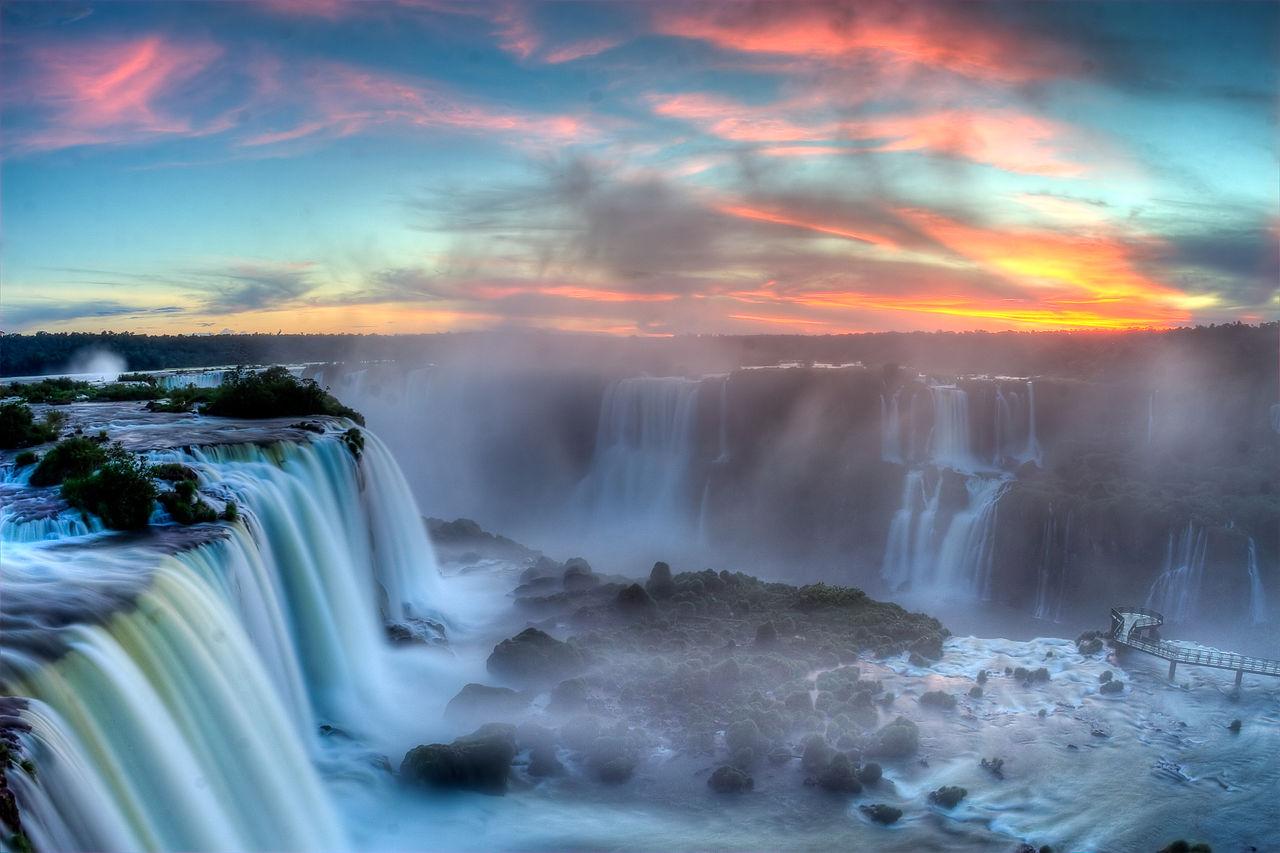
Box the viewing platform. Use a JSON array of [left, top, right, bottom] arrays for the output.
[[1110, 606, 1280, 686]]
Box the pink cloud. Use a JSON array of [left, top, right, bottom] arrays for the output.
[[543, 37, 623, 64], [240, 61, 590, 147], [9, 35, 226, 153], [653, 1, 1076, 84]]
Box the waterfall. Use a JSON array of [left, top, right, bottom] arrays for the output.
[[578, 376, 701, 528], [992, 387, 1013, 467], [1021, 380, 1043, 466], [1031, 508, 1071, 621], [881, 470, 921, 589], [1144, 523, 1208, 623], [928, 386, 977, 472], [716, 375, 730, 463], [880, 390, 903, 463], [1147, 391, 1156, 445], [1032, 511, 1058, 620], [1246, 537, 1269, 625], [2, 429, 447, 851], [879, 467, 1007, 599], [934, 477, 1008, 599]]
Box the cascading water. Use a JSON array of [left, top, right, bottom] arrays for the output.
[[1, 428, 448, 852], [1246, 537, 1269, 625], [578, 376, 701, 530], [933, 476, 1008, 599], [881, 469, 926, 589], [928, 385, 978, 472], [1145, 523, 1208, 623], [880, 389, 903, 463], [1032, 508, 1072, 621], [1021, 380, 1043, 466]]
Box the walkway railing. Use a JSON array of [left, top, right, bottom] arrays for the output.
[[1109, 607, 1280, 680]]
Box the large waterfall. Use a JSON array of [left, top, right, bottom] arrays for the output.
[[1, 429, 447, 851], [1145, 523, 1208, 623], [577, 376, 701, 530], [1247, 537, 1269, 625], [928, 386, 977, 472]]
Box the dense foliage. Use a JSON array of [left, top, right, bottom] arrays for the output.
[[0, 403, 63, 450], [1, 377, 160, 405], [202, 367, 364, 424], [29, 437, 108, 487], [62, 456, 157, 531]]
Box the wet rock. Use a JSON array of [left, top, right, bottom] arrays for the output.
[[708, 764, 754, 793], [386, 617, 448, 647], [857, 762, 882, 785], [816, 753, 862, 793], [981, 757, 1005, 779], [1227, 719, 1242, 733], [908, 633, 943, 660], [860, 803, 902, 825], [514, 576, 560, 597], [1099, 679, 1124, 694], [1099, 670, 1113, 683], [754, 621, 778, 646], [919, 690, 957, 710], [486, 628, 584, 686], [584, 731, 640, 784], [563, 558, 598, 591], [1157, 842, 1213, 853], [615, 583, 656, 615], [527, 744, 565, 777], [969, 685, 984, 698], [646, 561, 675, 599], [928, 785, 967, 808], [548, 677, 589, 713], [521, 556, 561, 582], [400, 723, 518, 795], [868, 717, 918, 759], [444, 683, 530, 721]]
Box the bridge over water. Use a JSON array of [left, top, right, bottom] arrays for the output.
[[1110, 607, 1280, 686]]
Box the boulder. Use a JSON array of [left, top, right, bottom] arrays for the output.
[[615, 583, 656, 615], [527, 744, 565, 777], [486, 628, 584, 686], [444, 683, 530, 721], [548, 677, 589, 713], [1099, 679, 1124, 694], [708, 765, 754, 793], [585, 734, 639, 784], [563, 558, 598, 591], [928, 785, 967, 808], [400, 723, 518, 795], [867, 717, 919, 759], [919, 690, 957, 710], [646, 561, 676, 599], [856, 762, 882, 785], [754, 621, 779, 646], [859, 804, 902, 825], [816, 753, 862, 793]]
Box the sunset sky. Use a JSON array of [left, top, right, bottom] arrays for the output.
[[2, 0, 1277, 335]]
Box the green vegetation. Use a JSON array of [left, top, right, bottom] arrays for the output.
[[202, 367, 364, 424], [0, 402, 63, 450], [13, 450, 37, 467], [29, 437, 109, 487], [221, 500, 239, 522], [158, 478, 218, 524], [2, 377, 160, 405], [341, 427, 365, 457], [62, 455, 157, 531]]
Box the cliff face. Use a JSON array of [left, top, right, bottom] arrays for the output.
[[323, 359, 1278, 627]]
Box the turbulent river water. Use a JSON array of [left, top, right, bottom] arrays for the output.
[[0, 398, 1276, 852]]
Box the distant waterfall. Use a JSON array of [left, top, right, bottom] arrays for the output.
[[716, 375, 730, 463], [579, 376, 701, 528], [2, 430, 447, 851], [880, 468, 1007, 599], [928, 386, 977, 472], [934, 477, 1008, 599], [992, 387, 1014, 467], [1021, 380, 1043, 466], [880, 390, 903, 463], [1032, 508, 1072, 621], [1145, 523, 1208, 623], [1246, 537, 1269, 625]]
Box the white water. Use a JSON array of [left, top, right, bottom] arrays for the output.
[[1021, 380, 1043, 466], [1246, 537, 1269, 625], [2, 430, 449, 851], [928, 385, 977, 472], [1145, 523, 1208, 623], [577, 376, 701, 531], [1032, 509, 1072, 622], [880, 389, 903, 463], [881, 467, 1008, 600]]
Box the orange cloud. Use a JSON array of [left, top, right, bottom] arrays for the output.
[[10, 36, 225, 152], [714, 202, 897, 249], [653, 1, 1074, 83], [471, 283, 681, 303]]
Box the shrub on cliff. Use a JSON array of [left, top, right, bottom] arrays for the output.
[[202, 367, 364, 424], [62, 456, 157, 530], [158, 479, 218, 525], [928, 785, 967, 808], [30, 437, 108, 486], [0, 403, 63, 450]]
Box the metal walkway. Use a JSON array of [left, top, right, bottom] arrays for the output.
[[1110, 606, 1280, 685]]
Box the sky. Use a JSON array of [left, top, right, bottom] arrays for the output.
[[1, 0, 1277, 336]]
